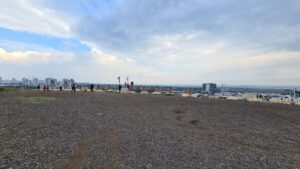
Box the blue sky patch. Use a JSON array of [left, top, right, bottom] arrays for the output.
[[0, 27, 90, 52]]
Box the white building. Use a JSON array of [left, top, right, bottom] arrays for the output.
[[242, 93, 263, 102]]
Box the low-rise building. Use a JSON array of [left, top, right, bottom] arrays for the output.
[[242, 93, 263, 102]]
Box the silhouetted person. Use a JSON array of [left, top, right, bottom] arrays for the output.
[[72, 83, 76, 92], [59, 86, 62, 91], [90, 84, 94, 92], [119, 84, 122, 93], [43, 85, 46, 91], [46, 85, 49, 91], [37, 85, 40, 91]]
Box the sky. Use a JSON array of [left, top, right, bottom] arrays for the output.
[[0, 0, 299, 86]]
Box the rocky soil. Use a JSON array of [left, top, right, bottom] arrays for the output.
[[0, 91, 299, 169]]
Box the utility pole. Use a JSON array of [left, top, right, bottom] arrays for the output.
[[117, 76, 120, 85], [221, 84, 224, 96]]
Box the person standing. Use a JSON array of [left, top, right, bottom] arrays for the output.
[[119, 84, 122, 93], [90, 84, 94, 92], [72, 83, 76, 92], [117, 76, 121, 93]]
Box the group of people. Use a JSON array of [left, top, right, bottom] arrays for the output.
[[37, 85, 50, 91], [37, 83, 93, 93]]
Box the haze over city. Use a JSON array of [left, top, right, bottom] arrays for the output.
[[0, 0, 299, 86]]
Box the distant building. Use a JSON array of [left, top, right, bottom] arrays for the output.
[[38, 79, 45, 85], [294, 89, 300, 98], [32, 78, 39, 86], [22, 78, 32, 86], [202, 83, 217, 95], [62, 79, 75, 89], [45, 78, 58, 88], [11, 78, 18, 83], [2, 78, 22, 87]]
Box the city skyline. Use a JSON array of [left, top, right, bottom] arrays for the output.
[[1, 75, 300, 89], [0, 1, 300, 86]]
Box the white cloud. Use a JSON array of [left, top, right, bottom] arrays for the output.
[[0, 48, 74, 64], [0, 0, 73, 37], [128, 32, 300, 85]]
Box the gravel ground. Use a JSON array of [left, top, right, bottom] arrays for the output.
[[0, 91, 299, 169]]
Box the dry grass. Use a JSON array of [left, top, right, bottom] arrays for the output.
[[16, 96, 56, 104]]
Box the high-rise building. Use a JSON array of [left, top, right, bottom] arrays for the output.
[[62, 79, 74, 89], [45, 78, 58, 88], [202, 83, 217, 95], [294, 89, 300, 98], [22, 78, 32, 86], [32, 78, 39, 86]]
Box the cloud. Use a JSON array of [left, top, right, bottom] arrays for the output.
[[86, 45, 174, 84], [69, 0, 300, 85], [0, 48, 74, 64], [74, 0, 300, 52], [1, 0, 300, 85], [0, 0, 73, 37]]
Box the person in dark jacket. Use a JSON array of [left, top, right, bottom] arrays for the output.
[[90, 84, 94, 92], [71, 83, 76, 92], [119, 84, 122, 93]]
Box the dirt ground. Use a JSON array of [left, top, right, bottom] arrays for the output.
[[0, 91, 299, 169]]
